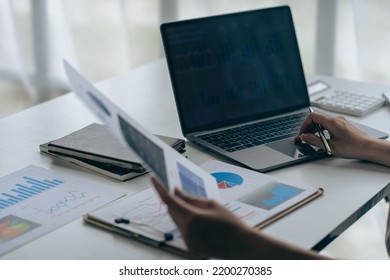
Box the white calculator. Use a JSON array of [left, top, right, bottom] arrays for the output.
[[308, 80, 386, 116]]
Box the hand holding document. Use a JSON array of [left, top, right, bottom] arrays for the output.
[[64, 60, 219, 200], [84, 159, 323, 257]]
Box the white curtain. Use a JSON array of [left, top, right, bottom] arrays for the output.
[[0, 0, 36, 99], [1, 0, 390, 104], [0, 0, 315, 103], [353, 0, 390, 83]]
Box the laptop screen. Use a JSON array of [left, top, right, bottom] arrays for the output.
[[161, 6, 310, 134]]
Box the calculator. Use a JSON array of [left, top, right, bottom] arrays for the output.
[[308, 80, 386, 116]]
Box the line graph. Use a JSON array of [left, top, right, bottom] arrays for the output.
[[117, 194, 173, 233], [94, 188, 178, 238], [21, 191, 102, 217]]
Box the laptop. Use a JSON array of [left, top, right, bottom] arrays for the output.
[[160, 6, 388, 172]]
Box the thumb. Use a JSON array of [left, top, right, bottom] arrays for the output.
[[174, 188, 215, 209], [299, 133, 325, 150]]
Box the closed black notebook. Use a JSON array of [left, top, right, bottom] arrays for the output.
[[40, 123, 185, 181]]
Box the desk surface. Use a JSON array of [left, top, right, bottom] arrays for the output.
[[1, 59, 389, 259]]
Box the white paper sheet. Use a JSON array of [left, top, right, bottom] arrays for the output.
[[87, 159, 320, 252], [0, 165, 126, 256], [64, 60, 220, 200]]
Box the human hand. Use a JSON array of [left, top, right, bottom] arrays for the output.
[[294, 112, 371, 159], [151, 176, 332, 260], [151, 177, 252, 259]]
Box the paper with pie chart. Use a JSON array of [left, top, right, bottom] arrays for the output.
[[212, 172, 244, 189], [200, 160, 321, 228]]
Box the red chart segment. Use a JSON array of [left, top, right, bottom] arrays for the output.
[[211, 172, 244, 189]]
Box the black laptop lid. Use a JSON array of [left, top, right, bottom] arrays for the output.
[[161, 6, 310, 134]]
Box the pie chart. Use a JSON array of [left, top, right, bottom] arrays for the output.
[[211, 172, 244, 189]]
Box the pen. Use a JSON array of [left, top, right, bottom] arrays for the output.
[[308, 107, 332, 155], [114, 217, 174, 242]]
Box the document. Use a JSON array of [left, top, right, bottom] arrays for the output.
[[64, 60, 220, 200], [0, 165, 126, 256], [84, 159, 322, 258], [201, 160, 322, 228]]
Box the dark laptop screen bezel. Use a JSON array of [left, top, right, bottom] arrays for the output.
[[161, 6, 310, 135]]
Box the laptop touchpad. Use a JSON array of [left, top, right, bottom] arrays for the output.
[[266, 139, 318, 158]]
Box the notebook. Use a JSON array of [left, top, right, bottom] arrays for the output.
[[160, 6, 388, 172], [39, 123, 186, 181]]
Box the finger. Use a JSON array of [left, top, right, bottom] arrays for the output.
[[151, 177, 202, 215], [151, 176, 170, 202], [299, 133, 325, 150], [298, 112, 333, 135], [150, 177, 191, 214], [308, 112, 335, 131], [174, 188, 216, 209], [151, 176, 218, 220], [293, 133, 303, 142]]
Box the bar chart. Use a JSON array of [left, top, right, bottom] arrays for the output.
[[0, 176, 63, 210], [0, 165, 126, 256]]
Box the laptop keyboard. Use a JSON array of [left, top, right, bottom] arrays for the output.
[[198, 112, 308, 152]]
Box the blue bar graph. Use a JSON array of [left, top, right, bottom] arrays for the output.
[[0, 200, 11, 207], [0, 175, 64, 211], [16, 184, 41, 194], [30, 183, 46, 191]]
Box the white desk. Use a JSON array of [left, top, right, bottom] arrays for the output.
[[1, 59, 389, 259]]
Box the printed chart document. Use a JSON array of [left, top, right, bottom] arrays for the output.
[[85, 160, 323, 258], [201, 160, 323, 229], [0, 165, 126, 256], [64, 60, 219, 200]]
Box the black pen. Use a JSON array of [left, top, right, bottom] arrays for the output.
[[309, 107, 332, 155], [114, 217, 174, 243]]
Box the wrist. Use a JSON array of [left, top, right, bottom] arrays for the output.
[[231, 227, 297, 259], [359, 138, 390, 167]]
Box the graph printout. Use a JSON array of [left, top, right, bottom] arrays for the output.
[[64, 60, 220, 200], [0, 165, 125, 256], [201, 160, 318, 228], [86, 159, 320, 254], [89, 187, 186, 249]]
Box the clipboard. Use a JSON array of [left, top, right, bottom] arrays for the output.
[[254, 187, 324, 229], [83, 194, 205, 259], [83, 160, 324, 259]]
